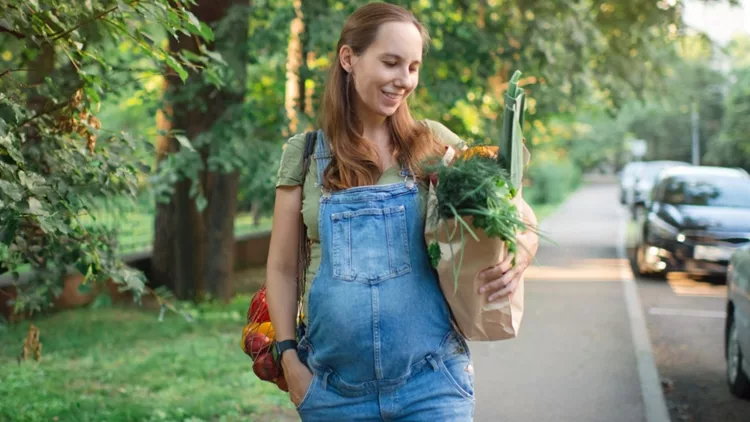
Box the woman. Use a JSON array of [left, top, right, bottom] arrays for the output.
[[265, 3, 539, 420]]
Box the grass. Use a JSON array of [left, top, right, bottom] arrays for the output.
[[0, 299, 298, 422]]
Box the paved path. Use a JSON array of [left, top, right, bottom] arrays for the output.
[[471, 183, 668, 422]]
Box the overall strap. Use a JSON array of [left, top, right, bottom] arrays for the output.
[[313, 129, 333, 187]]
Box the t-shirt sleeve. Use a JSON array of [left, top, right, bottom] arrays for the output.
[[275, 133, 307, 187], [423, 119, 467, 151]]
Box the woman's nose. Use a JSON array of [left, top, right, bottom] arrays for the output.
[[394, 68, 412, 90]]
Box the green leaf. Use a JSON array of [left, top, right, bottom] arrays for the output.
[[200, 45, 227, 66], [0, 180, 22, 202], [165, 55, 188, 82], [195, 195, 208, 212], [199, 22, 214, 41], [180, 49, 206, 63], [183, 10, 212, 40], [174, 135, 195, 152], [428, 242, 442, 268], [84, 85, 101, 106], [28, 197, 44, 215]]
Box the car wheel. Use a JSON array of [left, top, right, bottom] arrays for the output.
[[635, 243, 666, 280], [726, 318, 750, 399]]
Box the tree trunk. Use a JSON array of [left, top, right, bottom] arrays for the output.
[[202, 0, 250, 302], [285, 0, 304, 135], [152, 0, 250, 301]]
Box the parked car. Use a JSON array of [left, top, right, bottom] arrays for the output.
[[634, 166, 750, 279], [726, 244, 750, 399], [618, 161, 645, 204], [625, 160, 690, 219]]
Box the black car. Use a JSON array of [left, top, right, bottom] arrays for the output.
[[625, 160, 690, 219], [726, 244, 750, 399], [635, 166, 750, 279]]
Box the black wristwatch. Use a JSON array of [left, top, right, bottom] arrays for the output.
[[274, 339, 298, 360]]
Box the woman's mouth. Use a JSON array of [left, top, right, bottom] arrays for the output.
[[382, 90, 402, 102]]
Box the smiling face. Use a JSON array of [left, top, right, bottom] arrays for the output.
[[341, 21, 424, 121]]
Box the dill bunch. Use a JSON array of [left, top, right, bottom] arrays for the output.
[[423, 151, 529, 263]]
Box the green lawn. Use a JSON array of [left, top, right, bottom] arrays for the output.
[[0, 299, 298, 422]]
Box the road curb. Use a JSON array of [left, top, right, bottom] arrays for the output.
[[617, 209, 672, 422]]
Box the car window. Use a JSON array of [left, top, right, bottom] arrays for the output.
[[663, 177, 750, 208]]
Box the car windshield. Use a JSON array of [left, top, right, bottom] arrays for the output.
[[662, 177, 750, 208]]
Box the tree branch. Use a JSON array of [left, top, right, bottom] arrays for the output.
[[16, 100, 70, 128], [0, 25, 26, 39], [48, 5, 120, 41], [0, 68, 32, 78]]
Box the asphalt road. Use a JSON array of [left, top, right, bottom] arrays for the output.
[[472, 182, 651, 422], [626, 217, 750, 421]]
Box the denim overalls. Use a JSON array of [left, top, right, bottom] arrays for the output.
[[295, 131, 475, 421]]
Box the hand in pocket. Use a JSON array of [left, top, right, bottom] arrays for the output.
[[287, 360, 314, 407]]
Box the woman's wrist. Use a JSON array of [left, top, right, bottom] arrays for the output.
[[280, 349, 300, 371]]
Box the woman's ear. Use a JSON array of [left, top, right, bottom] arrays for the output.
[[339, 45, 355, 73]]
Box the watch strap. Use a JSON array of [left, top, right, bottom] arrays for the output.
[[275, 339, 298, 356]]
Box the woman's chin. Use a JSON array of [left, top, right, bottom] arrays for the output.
[[377, 103, 401, 117]]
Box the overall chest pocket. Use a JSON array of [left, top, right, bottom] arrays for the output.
[[330, 205, 412, 284]]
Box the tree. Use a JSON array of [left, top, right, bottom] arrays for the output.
[[0, 0, 218, 314], [705, 68, 750, 171], [151, 0, 251, 302]]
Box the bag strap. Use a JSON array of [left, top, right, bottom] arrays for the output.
[[296, 131, 317, 322]]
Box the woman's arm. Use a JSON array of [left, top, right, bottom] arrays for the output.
[[265, 185, 304, 356], [265, 185, 314, 404]]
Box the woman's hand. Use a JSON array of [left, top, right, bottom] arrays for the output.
[[281, 352, 314, 407], [477, 199, 539, 302]]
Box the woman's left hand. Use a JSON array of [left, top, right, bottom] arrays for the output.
[[477, 200, 539, 302]]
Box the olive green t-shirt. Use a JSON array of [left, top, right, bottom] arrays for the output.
[[275, 119, 466, 319]]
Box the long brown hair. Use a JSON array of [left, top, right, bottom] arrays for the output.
[[319, 2, 443, 191]]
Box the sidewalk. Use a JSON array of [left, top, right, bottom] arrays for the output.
[[471, 183, 668, 422]]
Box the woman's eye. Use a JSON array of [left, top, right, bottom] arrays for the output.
[[384, 61, 397, 67]]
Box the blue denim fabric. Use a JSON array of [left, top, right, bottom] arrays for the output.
[[296, 132, 475, 421]]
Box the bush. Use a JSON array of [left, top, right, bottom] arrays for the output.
[[523, 156, 581, 205]]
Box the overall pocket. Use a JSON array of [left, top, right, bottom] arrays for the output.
[[330, 205, 412, 284], [438, 353, 475, 400]]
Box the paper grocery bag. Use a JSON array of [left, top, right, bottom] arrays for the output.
[[424, 145, 531, 342], [425, 184, 526, 341]]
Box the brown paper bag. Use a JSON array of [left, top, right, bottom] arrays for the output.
[[425, 146, 530, 342]]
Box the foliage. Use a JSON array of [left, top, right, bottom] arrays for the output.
[[0, 0, 220, 314], [705, 67, 750, 171], [0, 305, 297, 421], [524, 155, 582, 206], [297, 0, 685, 145]]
